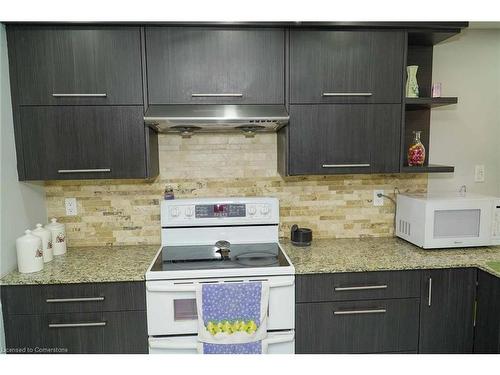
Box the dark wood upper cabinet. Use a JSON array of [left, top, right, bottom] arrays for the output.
[[19, 106, 149, 180], [419, 268, 477, 353], [8, 26, 143, 105], [290, 30, 405, 104], [145, 27, 285, 104], [287, 104, 401, 175]]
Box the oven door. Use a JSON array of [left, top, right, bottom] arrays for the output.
[[148, 330, 295, 354], [424, 200, 493, 248], [146, 275, 294, 336]]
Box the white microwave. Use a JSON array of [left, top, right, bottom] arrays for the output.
[[396, 193, 500, 249]]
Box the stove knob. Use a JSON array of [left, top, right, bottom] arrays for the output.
[[247, 206, 256, 216], [260, 205, 270, 215], [170, 207, 180, 217], [185, 207, 194, 217]]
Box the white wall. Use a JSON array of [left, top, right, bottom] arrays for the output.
[[428, 29, 500, 196], [0, 23, 47, 353]]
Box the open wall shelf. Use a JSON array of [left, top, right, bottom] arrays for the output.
[[400, 40, 459, 174], [401, 164, 455, 173], [405, 97, 458, 109]]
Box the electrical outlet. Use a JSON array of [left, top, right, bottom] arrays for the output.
[[475, 165, 485, 183], [65, 198, 77, 216], [373, 190, 384, 206]]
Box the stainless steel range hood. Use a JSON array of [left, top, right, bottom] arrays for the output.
[[144, 104, 289, 135]]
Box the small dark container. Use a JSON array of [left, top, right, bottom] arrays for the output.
[[290, 224, 312, 247]]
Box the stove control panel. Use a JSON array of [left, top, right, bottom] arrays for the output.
[[195, 204, 246, 218], [161, 198, 279, 226]]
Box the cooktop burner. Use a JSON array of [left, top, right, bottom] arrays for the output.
[[150, 242, 290, 272]]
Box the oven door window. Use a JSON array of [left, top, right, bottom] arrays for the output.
[[173, 297, 269, 321], [433, 209, 481, 238], [173, 299, 198, 321]]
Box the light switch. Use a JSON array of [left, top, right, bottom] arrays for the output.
[[474, 165, 485, 183]]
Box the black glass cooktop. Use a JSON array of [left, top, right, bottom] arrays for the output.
[[150, 242, 290, 272]]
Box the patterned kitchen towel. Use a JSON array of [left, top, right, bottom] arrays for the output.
[[196, 281, 269, 346], [197, 341, 269, 354]]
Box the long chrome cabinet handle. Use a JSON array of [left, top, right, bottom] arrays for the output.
[[46, 297, 105, 303], [428, 277, 432, 307], [334, 285, 388, 292], [334, 309, 386, 315], [191, 93, 243, 97], [322, 164, 371, 168], [49, 322, 106, 328], [322, 92, 373, 97], [57, 169, 111, 174], [52, 93, 107, 97]]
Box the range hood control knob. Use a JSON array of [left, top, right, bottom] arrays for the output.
[[170, 207, 180, 217], [247, 206, 256, 216]]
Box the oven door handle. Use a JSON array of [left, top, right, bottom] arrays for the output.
[[264, 331, 295, 345], [149, 339, 198, 350], [146, 279, 294, 293]]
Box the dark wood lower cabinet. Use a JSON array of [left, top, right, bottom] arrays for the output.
[[6, 313, 101, 354], [103, 311, 148, 353], [418, 268, 477, 353], [5, 311, 147, 354], [295, 268, 499, 354], [474, 270, 500, 353], [1, 282, 148, 354], [296, 298, 419, 354]]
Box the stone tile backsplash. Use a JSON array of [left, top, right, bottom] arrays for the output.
[[45, 133, 427, 246]]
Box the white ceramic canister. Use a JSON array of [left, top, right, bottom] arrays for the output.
[[45, 218, 66, 256], [16, 230, 44, 273], [32, 223, 54, 263]]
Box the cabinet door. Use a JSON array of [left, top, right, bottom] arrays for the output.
[[19, 106, 147, 180], [146, 27, 285, 104], [2, 282, 146, 315], [103, 311, 148, 354], [296, 271, 421, 303], [288, 104, 401, 175], [290, 30, 405, 104], [6, 313, 104, 354], [5, 311, 148, 354], [474, 270, 500, 353], [419, 268, 476, 353], [8, 26, 143, 105], [296, 298, 419, 354]]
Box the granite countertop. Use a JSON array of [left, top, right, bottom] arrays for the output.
[[281, 237, 500, 278], [2, 238, 500, 286], [0, 245, 160, 286]]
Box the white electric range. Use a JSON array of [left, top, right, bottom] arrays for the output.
[[145, 197, 295, 354]]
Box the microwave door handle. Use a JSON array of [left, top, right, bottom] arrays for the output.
[[146, 279, 294, 293]]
